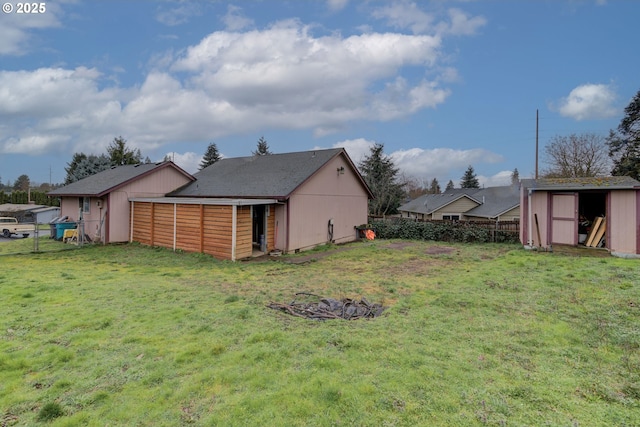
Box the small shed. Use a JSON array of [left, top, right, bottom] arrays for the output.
[[48, 162, 194, 243], [520, 177, 640, 257], [130, 148, 373, 260]]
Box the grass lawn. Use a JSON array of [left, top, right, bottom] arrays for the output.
[[1, 240, 639, 426]]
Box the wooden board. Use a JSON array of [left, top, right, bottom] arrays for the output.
[[585, 216, 603, 247], [588, 218, 606, 248]]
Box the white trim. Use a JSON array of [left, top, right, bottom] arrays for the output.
[[130, 201, 134, 242], [173, 203, 177, 251], [128, 197, 278, 206]]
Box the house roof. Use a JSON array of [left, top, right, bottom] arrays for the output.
[[0, 203, 49, 213], [398, 189, 480, 215], [170, 148, 373, 199], [522, 176, 640, 191], [463, 186, 520, 219], [398, 185, 520, 219], [48, 162, 194, 197]]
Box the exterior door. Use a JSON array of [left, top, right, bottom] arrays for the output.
[[550, 192, 578, 245]]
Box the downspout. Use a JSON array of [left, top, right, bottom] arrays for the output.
[[130, 201, 134, 243], [232, 205, 237, 261], [526, 188, 534, 248]]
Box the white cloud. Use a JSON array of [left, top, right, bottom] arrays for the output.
[[155, 3, 201, 26], [324, 139, 504, 186], [1, 15, 472, 159], [372, 1, 486, 36], [555, 83, 618, 121], [327, 0, 349, 12], [163, 151, 202, 174], [222, 5, 253, 31], [0, 3, 62, 55]]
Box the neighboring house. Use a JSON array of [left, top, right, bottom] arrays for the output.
[[0, 204, 60, 223], [520, 177, 640, 257], [129, 148, 373, 260], [398, 186, 520, 222], [48, 162, 194, 243]]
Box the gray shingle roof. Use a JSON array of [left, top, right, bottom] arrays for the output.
[[398, 186, 520, 219], [398, 189, 480, 215], [522, 176, 640, 191], [464, 186, 520, 218], [48, 162, 192, 197], [170, 148, 370, 199]]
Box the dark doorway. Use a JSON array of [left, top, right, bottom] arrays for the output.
[[253, 205, 265, 250], [578, 192, 607, 245]]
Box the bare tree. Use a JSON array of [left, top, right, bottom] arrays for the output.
[[542, 133, 610, 178]]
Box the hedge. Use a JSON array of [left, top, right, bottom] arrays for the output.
[[369, 219, 520, 244]]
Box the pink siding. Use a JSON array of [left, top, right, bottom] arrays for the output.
[[57, 167, 192, 243], [609, 190, 637, 254], [287, 154, 369, 252], [107, 167, 192, 242], [520, 190, 550, 248]]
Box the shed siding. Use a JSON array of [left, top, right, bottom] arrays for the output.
[[609, 190, 637, 254]]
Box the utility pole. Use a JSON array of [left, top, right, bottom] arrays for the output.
[[535, 109, 539, 179]]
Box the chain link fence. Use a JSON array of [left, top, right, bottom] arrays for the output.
[[0, 219, 101, 256]]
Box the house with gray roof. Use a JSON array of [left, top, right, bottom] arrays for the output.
[[129, 148, 373, 260], [48, 162, 194, 243], [520, 176, 640, 257], [398, 186, 520, 222]]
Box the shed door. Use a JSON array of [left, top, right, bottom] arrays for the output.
[[551, 192, 578, 245]]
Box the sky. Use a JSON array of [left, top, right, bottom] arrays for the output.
[[1, 0, 638, 189]]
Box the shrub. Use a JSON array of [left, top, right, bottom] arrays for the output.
[[370, 219, 519, 244]]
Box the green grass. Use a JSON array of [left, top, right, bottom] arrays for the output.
[[1, 240, 639, 426]]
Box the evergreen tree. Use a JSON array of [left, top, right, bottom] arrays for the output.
[[460, 165, 480, 188], [65, 154, 112, 184], [14, 174, 30, 191], [607, 89, 640, 179], [429, 178, 441, 194], [199, 143, 222, 170], [511, 168, 520, 185], [108, 136, 142, 165], [252, 136, 272, 156], [359, 143, 405, 216], [446, 180, 455, 190]]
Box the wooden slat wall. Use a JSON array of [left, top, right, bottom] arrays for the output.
[[235, 206, 252, 259], [132, 202, 152, 245], [131, 202, 275, 260]]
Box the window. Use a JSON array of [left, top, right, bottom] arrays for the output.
[[79, 197, 90, 213], [442, 214, 460, 221]]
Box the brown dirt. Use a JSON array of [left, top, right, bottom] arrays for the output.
[[424, 246, 456, 255]]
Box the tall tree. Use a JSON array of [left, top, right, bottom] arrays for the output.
[[460, 165, 480, 188], [446, 180, 455, 190], [542, 133, 609, 178], [359, 143, 405, 216], [64, 154, 112, 184], [199, 143, 222, 170], [252, 136, 272, 156], [429, 178, 441, 194], [607, 89, 640, 180], [511, 168, 520, 185], [108, 136, 142, 165], [14, 174, 30, 191]]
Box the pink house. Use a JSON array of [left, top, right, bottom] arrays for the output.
[[129, 148, 373, 259], [48, 162, 194, 243], [520, 177, 640, 257]]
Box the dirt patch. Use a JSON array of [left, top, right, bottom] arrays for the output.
[[424, 246, 456, 255], [384, 242, 417, 250]]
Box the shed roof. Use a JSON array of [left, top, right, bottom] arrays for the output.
[[48, 162, 194, 197], [170, 148, 372, 199], [522, 176, 640, 191], [0, 203, 48, 213]]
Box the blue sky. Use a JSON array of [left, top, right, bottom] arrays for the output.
[[1, 0, 638, 188]]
